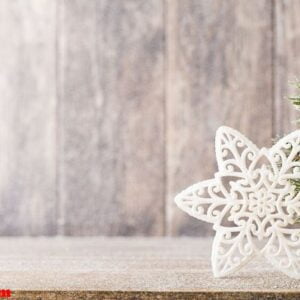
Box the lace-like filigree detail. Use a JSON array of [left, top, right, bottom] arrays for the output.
[[175, 126, 300, 278]]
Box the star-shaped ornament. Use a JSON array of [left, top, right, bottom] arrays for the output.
[[175, 126, 300, 278]]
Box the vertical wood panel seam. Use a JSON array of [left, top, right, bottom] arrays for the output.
[[271, 0, 277, 139], [163, 0, 167, 236], [55, 0, 61, 235], [56, 0, 64, 235], [164, 0, 172, 236]]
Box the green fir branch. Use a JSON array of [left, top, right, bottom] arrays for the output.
[[288, 80, 300, 196], [289, 81, 300, 113]]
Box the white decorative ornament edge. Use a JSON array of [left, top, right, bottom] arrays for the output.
[[175, 126, 300, 279]]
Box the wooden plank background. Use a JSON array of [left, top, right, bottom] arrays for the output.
[[58, 0, 165, 235], [166, 0, 273, 235], [0, 0, 299, 236], [0, 0, 57, 235]]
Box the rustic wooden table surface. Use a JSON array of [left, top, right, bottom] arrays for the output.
[[1, 237, 300, 299]]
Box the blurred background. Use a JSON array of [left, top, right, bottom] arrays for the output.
[[0, 0, 299, 237]]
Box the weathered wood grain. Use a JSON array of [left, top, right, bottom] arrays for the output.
[[0, 1, 293, 237], [274, 0, 300, 135], [0, 0, 57, 235], [58, 0, 165, 235], [166, 0, 273, 236]]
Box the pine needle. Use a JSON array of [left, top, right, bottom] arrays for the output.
[[288, 80, 300, 194]]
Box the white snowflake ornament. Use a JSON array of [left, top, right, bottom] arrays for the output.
[[175, 126, 300, 278]]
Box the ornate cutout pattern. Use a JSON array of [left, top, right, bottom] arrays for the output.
[[175, 126, 300, 278]]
